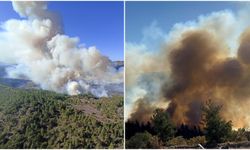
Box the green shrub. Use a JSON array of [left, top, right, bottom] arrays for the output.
[[167, 136, 187, 146], [187, 136, 206, 145], [230, 128, 248, 142], [126, 132, 162, 149]]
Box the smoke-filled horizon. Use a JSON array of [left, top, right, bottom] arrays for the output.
[[126, 4, 250, 129], [0, 1, 123, 97]]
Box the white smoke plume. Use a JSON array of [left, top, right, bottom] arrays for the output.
[[0, 1, 123, 97]]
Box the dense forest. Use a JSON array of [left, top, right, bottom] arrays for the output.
[[126, 100, 250, 149], [0, 84, 123, 148]]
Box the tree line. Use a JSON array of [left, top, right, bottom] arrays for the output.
[[126, 100, 250, 148]]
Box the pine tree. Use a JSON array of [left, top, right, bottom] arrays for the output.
[[202, 100, 232, 145]]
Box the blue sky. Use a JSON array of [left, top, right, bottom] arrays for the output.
[[126, 1, 243, 43], [0, 1, 124, 61]]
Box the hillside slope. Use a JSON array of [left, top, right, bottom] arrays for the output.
[[0, 84, 123, 148]]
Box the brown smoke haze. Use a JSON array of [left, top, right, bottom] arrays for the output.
[[126, 7, 250, 129]]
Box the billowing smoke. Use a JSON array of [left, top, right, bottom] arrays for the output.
[[0, 1, 123, 97], [126, 6, 250, 128]]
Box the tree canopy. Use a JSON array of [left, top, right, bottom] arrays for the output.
[[0, 84, 123, 148], [202, 100, 232, 145], [152, 108, 176, 142]]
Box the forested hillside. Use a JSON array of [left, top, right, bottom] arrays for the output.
[[0, 84, 123, 148]]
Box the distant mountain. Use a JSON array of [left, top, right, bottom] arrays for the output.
[[0, 61, 124, 96], [112, 61, 124, 70], [0, 77, 123, 96], [0, 63, 38, 89], [104, 82, 123, 96], [0, 78, 38, 89], [0, 63, 10, 77]]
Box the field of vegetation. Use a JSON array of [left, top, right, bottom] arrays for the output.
[[126, 100, 250, 149], [0, 84, 123, 148]]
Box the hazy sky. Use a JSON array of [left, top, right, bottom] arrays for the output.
[[126, 1, 242, 43], [0, 1, 124, 61]]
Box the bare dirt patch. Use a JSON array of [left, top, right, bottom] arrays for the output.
[[72, 99, 112, 123]]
